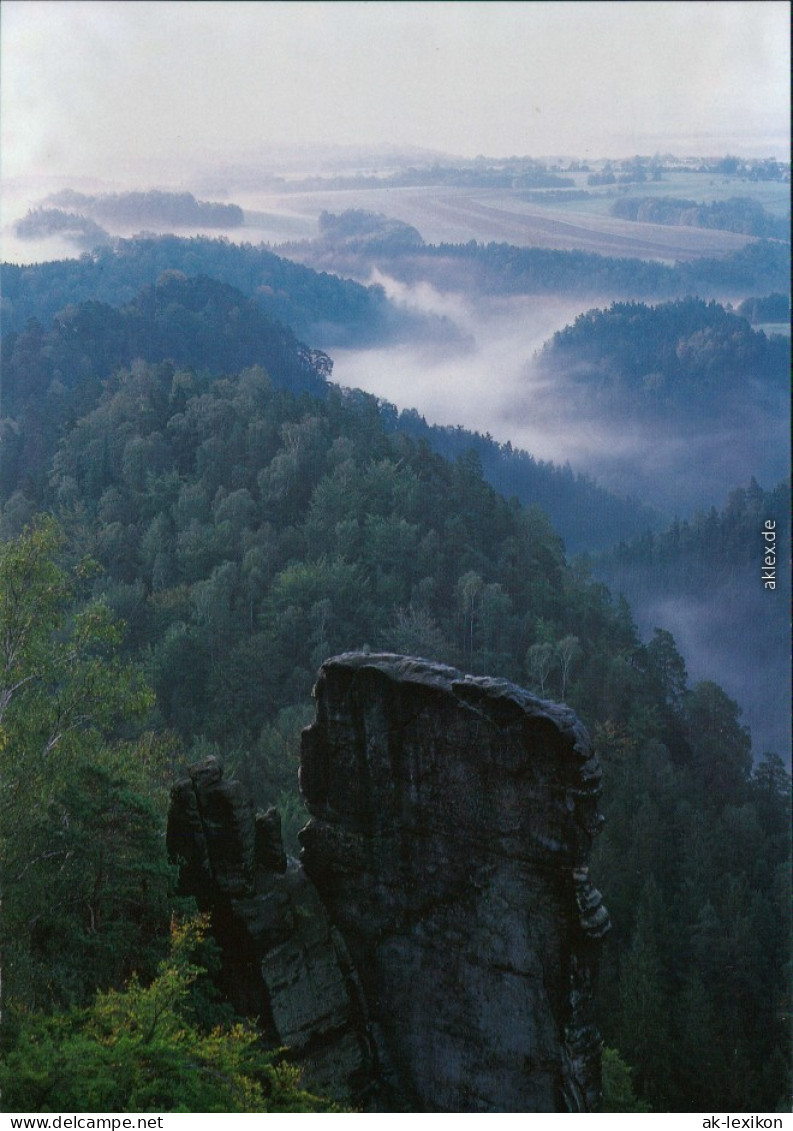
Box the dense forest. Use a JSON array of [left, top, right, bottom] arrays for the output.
[[6, 230, 790, 346], [538, 297, 790, 420], [530, 298, 789, 519], [414, 238, 791, 297], [390, 411, 659, 553], [0, 523, 335, 1111], [0, 235, 401, 346], [6, 232, 789, 544], [0, 261, 658, 551], [0, 256, 789, 1109]]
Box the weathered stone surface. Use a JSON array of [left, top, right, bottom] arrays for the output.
[[299, 653, 609, 1112], [168, 654, 609, 1112], [167, 756, 381, 1104]]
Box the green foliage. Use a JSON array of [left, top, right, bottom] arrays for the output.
[[0, 263, 662, 552], [232, 702, 315, 852], [541, 297, 789, 420], [684, 680, 752, 805], [615, 879, 673, 1103], [600, 1047, 650, 1112], [592, 717, 791, 1110], [0, 258, 788, 1110], [0, 275, 332, 501], [0, 519, 172, 1011], [593, 477, 791, 758], [0, 918, 334, 1113], [5, 364, 610, 765]]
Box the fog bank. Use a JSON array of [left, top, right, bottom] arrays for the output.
[[331, 274, 788, 516]]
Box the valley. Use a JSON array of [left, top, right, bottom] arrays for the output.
[[1, 147, 789, 1115]]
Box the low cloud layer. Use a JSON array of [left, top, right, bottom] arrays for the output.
[[331, 275, 788, 516]]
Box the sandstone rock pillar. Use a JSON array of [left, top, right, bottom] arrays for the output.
[[299, 653, 609, 1112]]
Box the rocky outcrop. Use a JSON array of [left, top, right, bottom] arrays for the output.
[[299, 653, 609, 1112], [168, 653, 609, 1112], [167, 756, 384, 1104]]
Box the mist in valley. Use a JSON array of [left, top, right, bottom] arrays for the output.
[[3, 176, 789, 765], [330, 271, 789, 518], [332, 277, 591, 464], [627, 588, 790, 761], [1, 4, 791, 1113], [328, 268, 790, 763], [1, 2, 789, 767]]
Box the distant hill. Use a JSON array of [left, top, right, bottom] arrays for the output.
[[43, 188, 245, 229], [612, 195, 789, 240], [529, 297, 790, 511], [0, 272, 656, 552], [280, 211, 791, 299], [0, 235, 407, 347], [538, 297, 789, 421], [0, 275, 330, 501], [13, 208, 112, 248]]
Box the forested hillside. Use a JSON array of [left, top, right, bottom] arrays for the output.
[[539, 297, 789, 421], [0, 234, 789, 1112], [391, 411, 658, 552], [3, 0, 789, 1111], [531, 297, 790, 514], [43, 188, 245, 228], [5, 230, 790, 346], [13, 191, 246, 253], [0, 306, 789, 1107], [0, 236, 398, 346], [14, 208, 112, 249], [0, 265, 657, 550], [393, 235, 791, 297], [0, 275, 331, 504], [0, 525, 334, 1111]]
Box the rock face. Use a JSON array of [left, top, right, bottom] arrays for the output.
[[167, 653, 609, 1111], [299, 653, 609, 1112], [167, 756, 383, 1104]]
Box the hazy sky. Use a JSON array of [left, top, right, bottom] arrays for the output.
[[1, 0, 790, 185]]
